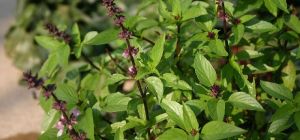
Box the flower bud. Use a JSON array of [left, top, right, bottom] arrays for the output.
[[128, 66, 137, 77]]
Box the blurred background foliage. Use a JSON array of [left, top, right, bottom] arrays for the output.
[[4, 0, 142, 72]]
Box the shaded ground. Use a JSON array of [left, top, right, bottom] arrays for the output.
[[0, 0, 43, 139]]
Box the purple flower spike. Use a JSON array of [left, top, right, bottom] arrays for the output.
[[119, 29, 132, 40], [114, 15, 125, 26], [44, 84, 56, 99], [123, 46, 139, 58], [128, 66, 137, 77], [211, 85, 220, 97], [55, 121, 65, 137], [71, 108, 80, 118], [23, 71, 44, 89], [53, 101, 67, 111]]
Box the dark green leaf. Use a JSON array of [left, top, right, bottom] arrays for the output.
[[148, 34, 165, 69], [284, 15, 300, 34], [260, 81, 293, 100], [207, 99, 225, 121], [232, 24, 245, 44], [77, 108, 94, 140]]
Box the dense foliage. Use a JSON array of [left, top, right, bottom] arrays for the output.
[[13, 0, 300, 139]]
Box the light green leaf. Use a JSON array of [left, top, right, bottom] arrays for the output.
[[282, 61, 296, 90], [194, 53, 217, 87], [247, 21, 277, 33], [81, 73, 100, 91], [85, 28, 120, 45], [158, 0, 175, 22], [284, 15, 300, 34], [183, 103, 199, 131], [268, 115, 293, 134], [157, 128, 188, 140], [148, 34, 165, 69], [172, 0, 181, 17], [209, 39, 228, 57], [41, 109, 59, 133], [114, 128, 124, 140], [207, 99, 225, 121], [161, 99, 185, 129], [274, 0, 289, 13], [260, 81, 293, 100], [77, 108, 94, 140], [107, 74, 127, 85], [39, 54, 58, 77], [102, 93, 132, 112], [35, 36, 61, 51], [264, 0, 278, 16], [145, 76, 164, 103], [162, 73, 192, 90], [201, 121, 247, 140], [71, 23, 82, 58], [55, 83, 78, 105], [232, 24, 245, 44], [182, 5, 206, 21], [228, 92, 265, 112]]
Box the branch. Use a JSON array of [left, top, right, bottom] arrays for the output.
[[133, 34, 155, 46], [82, 52, 101, 71], [105, 48, 127, 73]]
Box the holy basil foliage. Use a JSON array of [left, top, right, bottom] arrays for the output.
[[19, 0, 300, 139]]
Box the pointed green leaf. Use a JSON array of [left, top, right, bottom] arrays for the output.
[[194, 53, 217, 87], [71, 23, 82, 58], [148, 34, 165, 69], [247, 21, 277, 33], [274, 0, 289, 13], [85, 28, 120, 45], [114, 128, 124, 140], [157, 128, 188, 140], [77, 108, 94, 140], [201, 121, 247, 140], [294, 111, 300, 131], [207, 99, 225, 121], [102, 93, 132, 112], [183, 103, 199, 131], [161, 99, 185, 129], [284, 15, 300, 35], [232, 24, 245, 44], [228, 92, 265, 112], [145, 76, 164, 103], [260, 81, 293, 100], [107, 74, 127, 85], [264, 0, 278, 16]]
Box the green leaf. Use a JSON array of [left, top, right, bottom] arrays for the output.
[[201, 121, 247, 140], [35, 36, 61, 52], [102, 93, 132, 112], [55, 83, 78, 105], [284, 15, 300, 34], [271, 103, 296, 121], [172, 0, 181, 17], [145, 76, 164, 103], [194, 53, 217, 87], [148, 34, 165, 69], [294, 111, 300, 131], [114, 128, 124, 140], [182, 5, 206, 21], [158, 0, 175, 22], [81, 73, 100, 91], [232, 24, 245, 44], [268, 115, 293, 134], [264, 0, 278, 16], [41, 109, 59, 133], [107, 74, 127, 85], [85, 28, 120, 45], [207, 99, 225, 121], [157, 128, 188, 140], [228, 92, 265, 112], [209, 39, 228, 57], [71, 23, 82, 58], [77, 108, 94, 140], [183, 103, 199, 131], [282, 61, 296, 90], [161, 99, 185, 129], [39, 54, 58, 77], [247, 21, 277, 33], [260, 81, 293, 100], [273, 0, 289, 13], [162, 73, 192, 90]]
